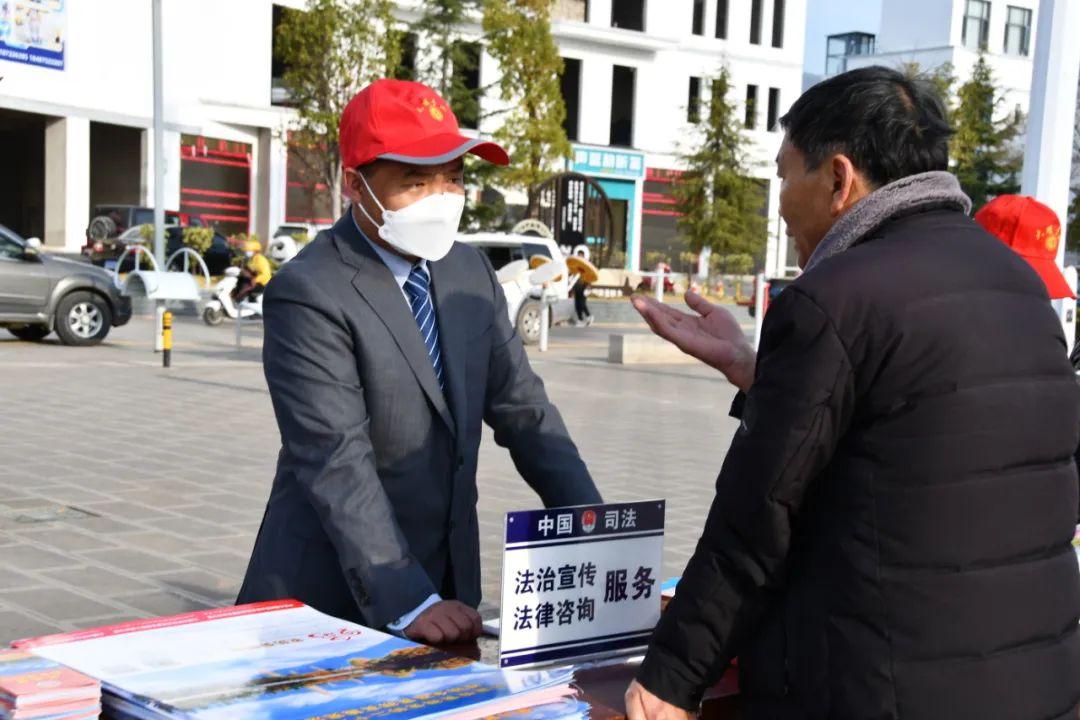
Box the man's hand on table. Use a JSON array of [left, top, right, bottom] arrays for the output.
[[625, 680, 696, 720], [630, 291, 756, 392], [404, 600, 482, 645]]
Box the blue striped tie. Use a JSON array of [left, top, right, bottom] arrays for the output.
[[403, 265, 444, 391]]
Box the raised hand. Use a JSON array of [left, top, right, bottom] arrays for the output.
[[630, 291, 756, 392]]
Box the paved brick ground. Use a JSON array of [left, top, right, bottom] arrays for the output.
[[0, 306, 749, 642]]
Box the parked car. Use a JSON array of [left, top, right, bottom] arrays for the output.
[[108, 225, 236, 275], [81, 205, 204, 266], [0, 224, 132, 346], [273, 222, 331, 243], [458, 232, 575, 344]]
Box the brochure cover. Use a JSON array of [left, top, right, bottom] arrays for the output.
[[0, 649, 99, 709], [14, 601, 573, 720]]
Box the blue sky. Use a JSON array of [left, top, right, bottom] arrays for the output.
[[802, 0, 883, 76]]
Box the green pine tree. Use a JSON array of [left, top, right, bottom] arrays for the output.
[[482, 0, 572, 217], [276, 0, 402, 218], [413, 0, 505, 229], [951, 55, 1024, 210], [674, 66, 767, 274], [415, 1, 484, 127], [901, 61, 956, 125]]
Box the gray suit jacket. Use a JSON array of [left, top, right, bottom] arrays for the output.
[[237, 213, 601, 629]]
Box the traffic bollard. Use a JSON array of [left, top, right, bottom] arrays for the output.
[[162, 310, 173, 368]]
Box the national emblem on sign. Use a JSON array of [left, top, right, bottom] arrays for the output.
[[581, 509, 597, 534]]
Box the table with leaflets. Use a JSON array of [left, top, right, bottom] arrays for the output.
[[445, 632, 742, 720]]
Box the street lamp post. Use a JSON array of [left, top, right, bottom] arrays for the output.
[[1019, 0, 1080, 343], [152, 0, 165, 267]]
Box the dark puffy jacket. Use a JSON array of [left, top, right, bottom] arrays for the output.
[[638, 208, 1080, 719]]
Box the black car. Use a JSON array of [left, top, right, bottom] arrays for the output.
[[81, 205, 206, 267], [0, 224, 132, 346], [105, 226, 236, 275]]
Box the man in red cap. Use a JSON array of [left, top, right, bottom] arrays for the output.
[[974, 194, 1076, 301], [238, 80, 602, 645]]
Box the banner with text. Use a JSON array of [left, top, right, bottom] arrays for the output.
[[0, 1, 66, 71], [498, 500, 665, 668]]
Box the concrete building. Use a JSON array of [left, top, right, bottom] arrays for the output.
[[843, 0, 1039, 115], [0, 0, 292, 255], [0, 0, 805, 276]]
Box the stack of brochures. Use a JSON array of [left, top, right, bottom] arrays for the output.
[[0, 649, 100, 720], [13, 601, 577, 720]]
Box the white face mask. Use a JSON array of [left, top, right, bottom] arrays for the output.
[[356, 172, 464, 261]]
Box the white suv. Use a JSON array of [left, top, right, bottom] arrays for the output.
[[457, 232, 575, 344]]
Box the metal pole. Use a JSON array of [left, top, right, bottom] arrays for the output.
[[539, 291, 550, 353], [155, 303, 165, 352], [235, 303, 243, 348], [152, 0, 165, 267], [654, 263, 664, 303], [753, 272, 767, 350]]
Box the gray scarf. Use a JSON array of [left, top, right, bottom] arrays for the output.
[[803, 171, 972, 273]]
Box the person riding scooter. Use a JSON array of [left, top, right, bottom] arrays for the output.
[[233, 239, 273, 304]]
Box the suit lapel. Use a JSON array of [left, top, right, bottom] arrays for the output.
[[331, 214, 456, 436], [428, 255, 469, 449]]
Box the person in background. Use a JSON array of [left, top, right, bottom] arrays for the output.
[[974, 194, 1076, 303], [625, 66, 1079, 720], [572, 249, 594, 327], [234, 239, 272, 304]]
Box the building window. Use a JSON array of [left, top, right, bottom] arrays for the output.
[[1004, 5, 1032, 56], [611, 0, 645, 31], [745, 85, 758, 130], [452, 42, 482, 129], [767, 88, 780, 131], [749, 0, 763, 44], [395, 32, 418, 80], [962, 0, 991, 51], [271, 4, 292, 105], [688, 77, 702, 122], [610, 65, 636, 147], [692, 0, 705, 35], [715, 0, 728, 39], [771, 0, 785, 47], [561, 57, 582, 141], [553, 0, 589, 22], [825, 32, 876, 75]]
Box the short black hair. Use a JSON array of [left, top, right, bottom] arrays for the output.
[[779, 66, 953, 188]]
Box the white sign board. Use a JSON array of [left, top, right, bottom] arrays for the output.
[[498, 501, 665, 668]]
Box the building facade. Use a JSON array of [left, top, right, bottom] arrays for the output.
[[844, 0, 1038, 116], [0, 0, 804, 276]]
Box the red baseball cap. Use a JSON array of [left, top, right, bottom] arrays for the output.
[[339, 79, 509, 169], [975, 194, 1075, 300]]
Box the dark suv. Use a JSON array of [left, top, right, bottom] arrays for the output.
[[81, 205, 205, 267], [0, 224, 132, 346]]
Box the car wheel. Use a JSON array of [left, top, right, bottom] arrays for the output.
[[203, 305, 224, 326], [54, 292, 112, 346], [7, 325, 51, 342], [516, 300, 544, 345]]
